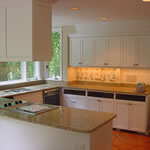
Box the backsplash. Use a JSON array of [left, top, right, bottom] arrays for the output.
[[68, 67, 150, 85], [68, 67, 120, 83]]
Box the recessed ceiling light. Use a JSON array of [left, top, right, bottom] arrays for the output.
[[70, 7, 80, 10], [100, 17, 108, 20], [142, 0, 150, 2]]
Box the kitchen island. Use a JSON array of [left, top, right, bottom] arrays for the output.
[[0, 98, 116, 150]]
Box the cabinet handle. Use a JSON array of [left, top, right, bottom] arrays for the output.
[[136, 64, 138, 66], [133, 64, 136, 66], [71, 101, 76, 103], [97, 100, 102, 102]]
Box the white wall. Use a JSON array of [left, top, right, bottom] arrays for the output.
[[73, 21, 150, 36]]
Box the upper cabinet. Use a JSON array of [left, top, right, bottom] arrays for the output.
[[121, 36, 138, 67], [107, 37, 121, 67], [69, 37, 94, 66], [69, 35, 150, 68], [138, 36, 150, 68], [94, 37, 107, 66], [0, 0, 53, 61]]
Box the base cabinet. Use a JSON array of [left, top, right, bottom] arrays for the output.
[[63, 94, 86, 110], [87, 97, 114, 113], [114, 100, 147, 133], [13, 91, 44, 104], [62, 88, 150, 133]]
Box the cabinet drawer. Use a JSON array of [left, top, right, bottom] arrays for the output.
[[116, 94, 146, 102]]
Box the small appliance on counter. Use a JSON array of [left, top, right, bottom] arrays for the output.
[[136, 82, 145, 93]]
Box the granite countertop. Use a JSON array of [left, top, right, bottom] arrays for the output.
[[0, 98, 116, 133], [0, 81, 150, 97]]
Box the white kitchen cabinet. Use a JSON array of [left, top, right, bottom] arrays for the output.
[[87, 97, 100, 111], [69, 36, 121, 67], [69, 37, 93, 66], [87, 97, 114, 113], [0, 0, 52, 61], [129, 102, 147, 132], [107, 37, 121, 67], [63, 94, 86, 109], [69, 38, 81, 66], [114, 100, 130, 130], [138, 36, 150, 68], [114, 99, 147, 133], [82, 38, 94, 66], [62, 89, 86, 110], [94, 37, 107, 66], [121, 36, 138, 67]]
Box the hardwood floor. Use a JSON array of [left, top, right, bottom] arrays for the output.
[[112, 130, 150, 150]]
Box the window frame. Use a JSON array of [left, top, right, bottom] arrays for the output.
[[0, 62, 40, 85], [44, 27, 63, 81]]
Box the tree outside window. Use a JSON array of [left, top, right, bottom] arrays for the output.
[[48, 32, 61, 79], [0, 62, 21, 81], [27, 62, 35, 79]]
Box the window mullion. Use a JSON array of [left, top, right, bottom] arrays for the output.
[[21, 62, 27, 81]]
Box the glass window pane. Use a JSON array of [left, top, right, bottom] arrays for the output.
[[0, 62, 21, 81], [27, 62, 35, 79], [48, 32, 61, 79]]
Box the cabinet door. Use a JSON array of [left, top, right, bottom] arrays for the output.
[[6, 4, 32, 60], [121, 37, 137, 67], [13, 91, 43, 104], [108, 37, 121, 67], [69, 38, 82, 66], [138, 36, 150, 68], [82, 38, 94, 66], [87, 97, 100, 112], [0, 7, 6, 58], [115, 100, 129, 130], [101, 98, 114, 113], [129, 102, 147, 132], [94, 37, 107, 66]]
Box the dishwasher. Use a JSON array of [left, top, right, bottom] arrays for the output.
[[43, 88, 60, 106]]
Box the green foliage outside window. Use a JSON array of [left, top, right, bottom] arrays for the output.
[[27, 62, 35, 79], [48, 32, 61, 79], [0, 62, 21, 81]]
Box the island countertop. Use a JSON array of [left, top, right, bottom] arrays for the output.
[[0, 98, 116, 133]]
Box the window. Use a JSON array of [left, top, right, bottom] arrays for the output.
[[0, 62, 40, 84], [45, 28, 62, 80], [0, 62, 21, 82], [27, 62, 35, 79]]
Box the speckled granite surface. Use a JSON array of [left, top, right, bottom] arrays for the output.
[[0, 98, 116, 133], [0, 81, 150, 97]]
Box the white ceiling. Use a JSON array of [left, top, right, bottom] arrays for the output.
[[52, 0, 150, 26]]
